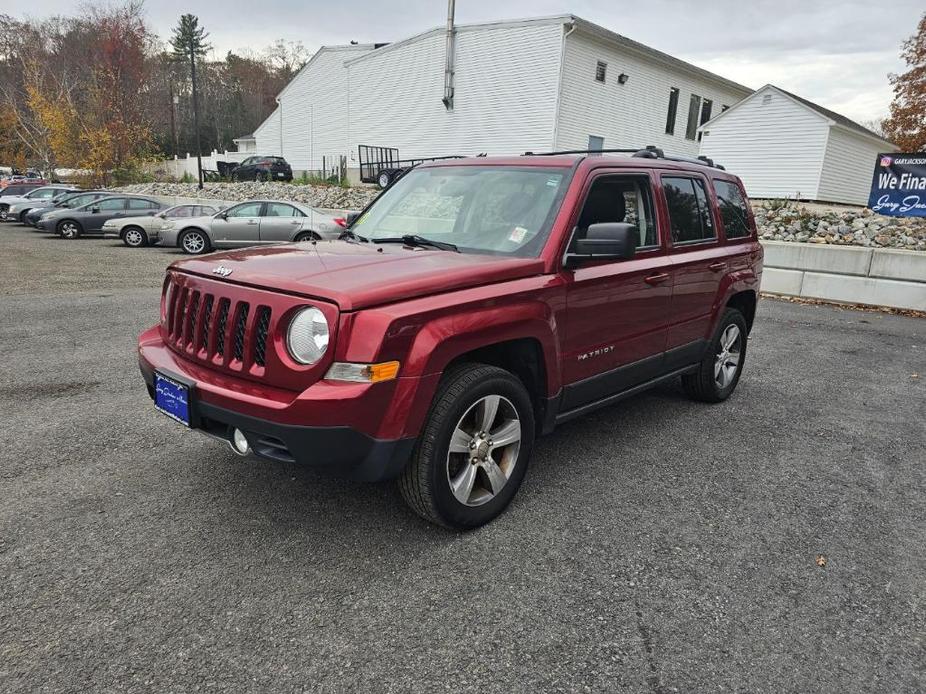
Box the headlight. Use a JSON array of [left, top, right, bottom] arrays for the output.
[[286, 307, 329, 364]]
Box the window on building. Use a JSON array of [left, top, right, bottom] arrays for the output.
[[595, 61, 607, 83], [571, 175, 658, 252], [587, 135, 605, 151], [662, 176, 716, 244], [665, 88, 680, 135], [762, 93, 773, 105], [685, 94, 702, 140], [697, 99, 713, 141], [713, 180, 751, 239]]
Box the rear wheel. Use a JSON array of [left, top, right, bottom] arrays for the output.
[[57, 219, 83, 239], [179, 229, 210, 255], [399, 364, 535, 529], [122, 226, 148, 248], [294, 231, 318, 242], [682, 308, 748, 402]]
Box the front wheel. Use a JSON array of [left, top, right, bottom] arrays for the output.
[[57, 219, 83, 239], [682, 308, 748, 402], [19, 210, 29, 224], [122, 226, 148, 248], [399, 364, 535, 529], [179, 229, 210, 255]]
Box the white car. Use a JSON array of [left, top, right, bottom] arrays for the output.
[[158, 199, 346, 254], [102, 203, 219, 247], [0, 186, 78, 222]]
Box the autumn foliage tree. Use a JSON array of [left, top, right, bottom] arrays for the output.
[[883, 12, 926, 151]]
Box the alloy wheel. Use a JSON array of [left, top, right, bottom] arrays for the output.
[[446, 394, 522, 507], [60, 222, 78, 239], [182, 232, 206, 254], [714, 324, 742, 389], [124, 229, 144, 247]]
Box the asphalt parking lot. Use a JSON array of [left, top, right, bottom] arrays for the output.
[[1, 225, 923, 693]]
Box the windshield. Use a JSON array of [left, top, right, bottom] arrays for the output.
[[353, 166, 569, 256]]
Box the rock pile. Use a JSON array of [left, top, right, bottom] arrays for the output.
[[114, 181, 380, 211], [753, 201, 925, 251]]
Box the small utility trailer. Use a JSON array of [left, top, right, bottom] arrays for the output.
[[358, 144, 463, 188]]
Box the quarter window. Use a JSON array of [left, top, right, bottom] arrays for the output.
[[226, 202, 263, 217], [665, 88, 680, 135], [663, 177, 716, 244], [571, 175, 658, 252], [713, 180, 751, 239], [595, 61, 607, 83]]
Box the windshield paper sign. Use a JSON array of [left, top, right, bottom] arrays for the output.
[[868, 153, 926, 217]]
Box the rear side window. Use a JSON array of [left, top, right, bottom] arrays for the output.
[[663, 177, 716, 244], [127, 198, 157, 210], [265, 202, 302, 217], [713, 180, 751, 239]]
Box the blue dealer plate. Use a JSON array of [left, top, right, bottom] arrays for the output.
[[154, 372, 191, 426]]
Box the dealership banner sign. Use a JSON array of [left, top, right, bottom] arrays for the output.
[[868, 153, 926, 217]]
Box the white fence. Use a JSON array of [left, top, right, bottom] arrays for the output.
[[145, 151, 252, 180]]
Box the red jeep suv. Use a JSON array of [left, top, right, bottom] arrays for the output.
[[138, 148, 763, 528]]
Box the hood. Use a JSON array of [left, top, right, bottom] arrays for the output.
[[170, 240, 545, 311]]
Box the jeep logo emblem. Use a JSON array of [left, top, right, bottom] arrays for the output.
[[212, 266, 233, 277]]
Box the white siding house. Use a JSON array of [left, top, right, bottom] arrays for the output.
[[243, 15, 753, 175], [253, 44, 375, 170], [698, 84, 896, 205]]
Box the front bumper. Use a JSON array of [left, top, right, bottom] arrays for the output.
[[138, 328, 419, 482]]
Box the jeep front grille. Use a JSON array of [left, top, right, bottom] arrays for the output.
[[165, 280, 270, 372]]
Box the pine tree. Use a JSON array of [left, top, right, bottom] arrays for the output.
[[170, 14, 211, 188]]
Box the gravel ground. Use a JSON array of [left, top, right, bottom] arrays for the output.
[[1, 226, 924, 693]]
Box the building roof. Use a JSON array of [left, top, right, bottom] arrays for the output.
[[700, 84, 895, 146], [342, 13, 753, 96]]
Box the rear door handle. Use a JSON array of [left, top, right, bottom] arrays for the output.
[[644, 273, 670, 285], [709, 262, 727, 272], [247, 220, 258, 225]]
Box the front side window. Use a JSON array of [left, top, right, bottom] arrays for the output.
[[570, 175, 658, 252], [686, 94, 702, 140], [226, 202, 263, 217], [265, 203, 302, 217], [97, 198, 126, 211], [164, 206, 190, 218], [713, 180, 751, 239], [663, 177, 716, 244], [353, 166, 569, 257]]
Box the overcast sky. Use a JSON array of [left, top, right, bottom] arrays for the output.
[[14, 0, 923, 123]]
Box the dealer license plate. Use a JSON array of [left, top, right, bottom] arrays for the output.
[[154, 372, 191, 426]]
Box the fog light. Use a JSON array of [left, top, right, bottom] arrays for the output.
[[230, 428, 250, 456]]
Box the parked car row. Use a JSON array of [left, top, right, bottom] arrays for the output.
[[2, 186, 347, 254]]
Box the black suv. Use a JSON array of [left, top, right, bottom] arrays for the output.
[[230, 156, 293, 182]]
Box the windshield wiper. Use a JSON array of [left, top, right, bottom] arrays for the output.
[[373, 235, 459, 252]]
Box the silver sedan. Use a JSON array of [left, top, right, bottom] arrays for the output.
[[158, 200, 346, 255]]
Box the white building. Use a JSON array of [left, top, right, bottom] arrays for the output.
[[248, 15, 752, 174], [698, 84, 897, 205]]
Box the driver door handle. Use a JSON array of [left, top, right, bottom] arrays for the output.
[[709, 262, 727, 272], [644, 273, 670, 285]]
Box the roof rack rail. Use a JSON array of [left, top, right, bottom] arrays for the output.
[[522, 144, 725, 170]]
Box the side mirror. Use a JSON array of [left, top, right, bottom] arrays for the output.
[[216, 211, 227, 220], [565, 223, 637, 267], [345, 211, 361, 226]]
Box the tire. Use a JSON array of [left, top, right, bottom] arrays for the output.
[[122, 226, 148, 248], [377, 170, 392, 189], [57, 219, 83, 239], [682, 308, 748, 403], [399, 364, 535, 529], [19, 210, 29, 224], [179, 228, 210, 255], [294, 231, 318, 242]]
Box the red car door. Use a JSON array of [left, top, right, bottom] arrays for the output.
[[560, 170, 671, 411], [658, 173, 725, 368]]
